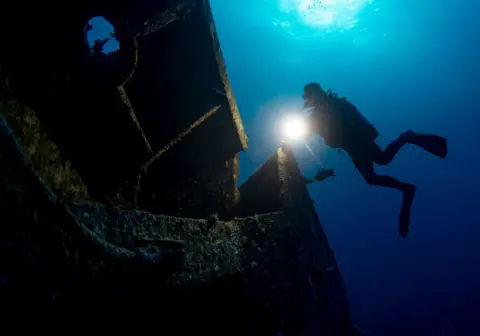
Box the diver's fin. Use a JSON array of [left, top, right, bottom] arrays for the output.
[[399, 184, 416, 237], [409, 133, 448, 158]]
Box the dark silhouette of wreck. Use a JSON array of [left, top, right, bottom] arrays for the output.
[[0, 1, 360, 335]]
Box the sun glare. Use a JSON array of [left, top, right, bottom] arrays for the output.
[[280, 0, 373, 30], [283, 115, 308, 141]]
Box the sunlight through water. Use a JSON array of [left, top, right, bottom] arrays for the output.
[[279, 0, 373, 31]]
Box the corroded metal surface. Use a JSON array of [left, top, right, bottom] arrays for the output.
[[0, 0, 246, 217]]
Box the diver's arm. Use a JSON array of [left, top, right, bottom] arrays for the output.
[[314, 168, 335, 182], [309, 110, 330, 141]]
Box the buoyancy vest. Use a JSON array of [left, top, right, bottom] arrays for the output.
[[309, 93, 378, 149]]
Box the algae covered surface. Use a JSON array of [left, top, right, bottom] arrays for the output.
[[0, 71, 89, 201]]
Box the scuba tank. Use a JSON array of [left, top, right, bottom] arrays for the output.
[[317, 90, 379, 149]]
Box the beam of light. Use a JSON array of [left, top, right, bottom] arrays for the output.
[[304, 142, 315, 156], [279, 0, 373, 31], [304, 142, 324, 168], [282, 115, 309, 141]]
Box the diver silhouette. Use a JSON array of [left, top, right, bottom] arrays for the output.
[[303, 82, 448, 237]]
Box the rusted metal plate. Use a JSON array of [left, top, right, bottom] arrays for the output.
[[1, 0, 247, 205], [124, 0, 247, 160]]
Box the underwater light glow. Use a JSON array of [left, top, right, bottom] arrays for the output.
[[282, 115, 309, 141], [279, 0, 373, 30]]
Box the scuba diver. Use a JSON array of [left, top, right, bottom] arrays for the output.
[[303, 82, 448, 237]]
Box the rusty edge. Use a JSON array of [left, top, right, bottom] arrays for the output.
[[121, 35, 139, 87], [117, 85, 153, 154], [203, 0, 248, 152], [141, 0, 198, 37]]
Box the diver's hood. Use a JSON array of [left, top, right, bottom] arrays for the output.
[[302, 82, 324, 109]]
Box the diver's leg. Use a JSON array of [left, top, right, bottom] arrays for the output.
[[352, 157, 408, 190], [374, 130, 448, 165], [371, 131, 415, 166], [352, 157, 416, 237]]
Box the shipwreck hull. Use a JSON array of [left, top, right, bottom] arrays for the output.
[[0, 111, 355, 334], [0, 0, 246, 218], [1, 0, 358, 335]]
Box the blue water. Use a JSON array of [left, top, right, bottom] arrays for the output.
[[210, 0, 479, 334], [85, 16, 120, 54], [88, 1, 479, 334]]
